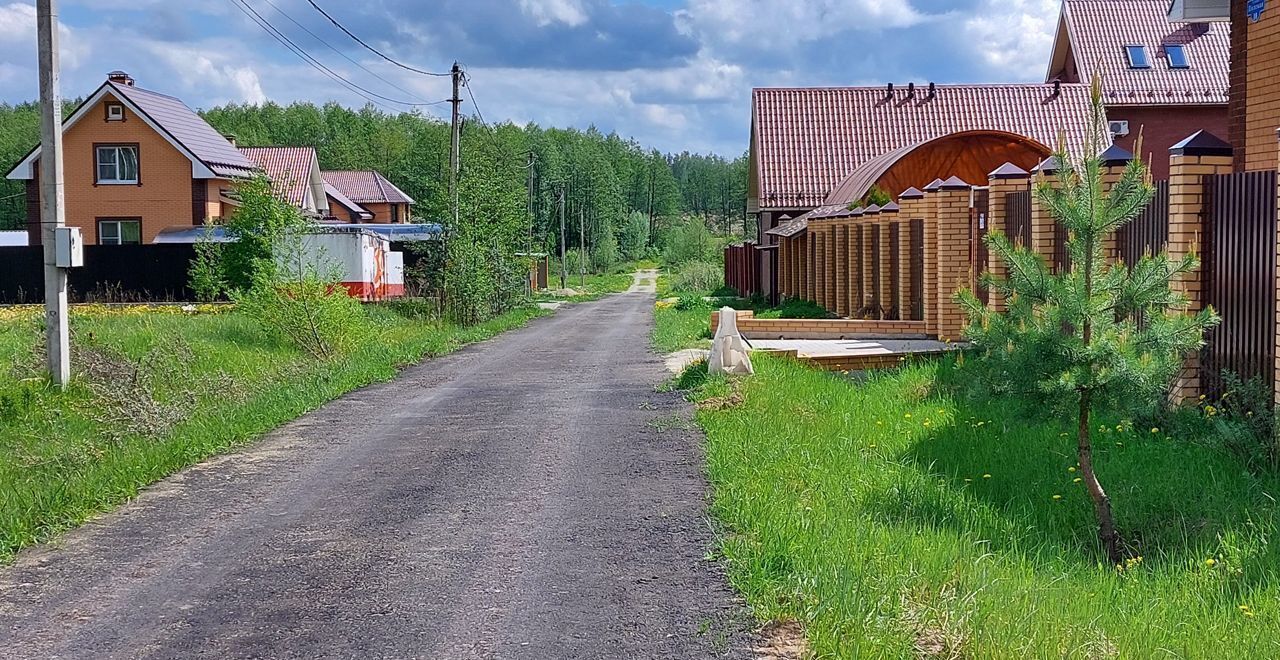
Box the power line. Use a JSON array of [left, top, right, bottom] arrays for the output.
[[304, 0, 450, 77], [227, 0, 445, 111], [257, 0, 440, 105], [461, 70, 487, 128]]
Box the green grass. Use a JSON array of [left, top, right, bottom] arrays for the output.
[[535, 265, 637, 302], [684, 355, 1280, 657], [0, 303, 546, 561]]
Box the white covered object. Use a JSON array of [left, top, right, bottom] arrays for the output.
[[708, 307, 754, 376]]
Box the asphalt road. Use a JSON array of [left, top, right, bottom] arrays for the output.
[[0, 287, 750, 659]]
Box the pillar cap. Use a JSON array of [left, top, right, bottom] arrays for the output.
[[863, 204, 881, 215], [922, 178, 945, 191], [1098, 143, 1133, 166], [880, 201, 900, 213], [1031, 156, 1062, 173], [989, 162, 1030, 179], [898, 186, 925, 199], [938, 175, 970, 190], [847, 205, 864, 216], [1169, 130, 1232, 157]]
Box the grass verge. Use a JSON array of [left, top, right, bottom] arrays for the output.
[[682, 354, 1280, 657], [0, 303, 546, 561]]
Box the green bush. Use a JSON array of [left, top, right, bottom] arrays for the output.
[[441, 236, 525, 325], [670, 260, 722, 293], [232, 261, 370, 359], [592, 221, 619, 273], [620, 211, 650, 261], [660, 219, 718, 266]]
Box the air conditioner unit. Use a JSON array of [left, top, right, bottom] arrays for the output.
[[1108, 120, 1130, 137]]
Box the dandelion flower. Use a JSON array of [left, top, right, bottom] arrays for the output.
[[1052, 494, 1062, 500], [1151, 427, 1159, 434], [1206, 558, 1217, 567], [905, 413, 912, 419], [1068, 466, 1077, 473], [1073, 477, 1082, 483], [983, 474, 991, 479]]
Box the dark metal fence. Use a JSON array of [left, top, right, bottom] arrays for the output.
[[1202, 171, 1278, 400], [0, 244, 200, 303], [889, 223, 901, 320], [1052, 222, 1070, 273], [909, 219, 924, 320], [1118, 180, 1170, 265], [869, 227, 882, 317], [1005, 190, 1032, 246], [854, 225, 865, 312], [971, 188, 990, 304]]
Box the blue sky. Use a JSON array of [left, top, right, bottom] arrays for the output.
[[0, 0, 1061, 156]]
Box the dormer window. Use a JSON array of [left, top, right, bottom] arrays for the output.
[[1125, 45, 1151, 69], [105, 103, 124, 121], [1165, 44, 1190, 68]]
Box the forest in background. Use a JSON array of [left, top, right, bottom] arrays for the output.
[[0, 100, 749, 265]]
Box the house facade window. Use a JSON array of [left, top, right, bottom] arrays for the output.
[[1125, 45, 1151, 68], [95, 144, 139, 184], [97, 218, 142, 245], [105, 103, 125, 121], [1164, 44, 1190, 68]]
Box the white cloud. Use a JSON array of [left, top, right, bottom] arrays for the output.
[[963, 0, 1060, 80], [518, 0, 589, 27], [676, 0, 927, 46]]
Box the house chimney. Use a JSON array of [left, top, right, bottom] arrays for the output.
[[224, 134, 237, 147], [1053, 80, 1061, 97], [927, 82, 936, 99], [907, 82, 915, 98], [107, 70, 135, 86]]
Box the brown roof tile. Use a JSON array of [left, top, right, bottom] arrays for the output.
[[322, 170, 414, 205], [239, 146, 318, 207]]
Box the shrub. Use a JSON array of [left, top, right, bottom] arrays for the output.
[[620, 211, 650, 261], [670, 260, 722, 293], [188, 228, 227, 302], [592, 221, 619, 273], [233, 260, 370, 360], [660, 219, 717, 266], [440, 236, 525, 326]]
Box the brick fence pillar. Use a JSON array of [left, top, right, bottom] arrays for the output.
[[986, 163, 1031, 312], [846, 207, 864, 317], [1276, 129, 1280, 406], [861, 205, 881, 316], [1168, 131, 1233, 404], [896, 188, 924, 322], [814, 220, 828, 309], [935, 177, 973, 341], [879, 202, 900, 319], [1099, 144, 1136, 265], [824, 221, 838, 312], [1030, 157, 1060, 267], [921, 179, 943, 335]]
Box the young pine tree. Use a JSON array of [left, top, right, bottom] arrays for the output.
[[956, 76, 1220, 563]]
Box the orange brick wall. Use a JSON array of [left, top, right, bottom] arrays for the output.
[[1239, 8, 1280, 172], [935, 186, 972, 341], [60, 92, 215, 244]]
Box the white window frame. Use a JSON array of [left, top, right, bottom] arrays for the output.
[[1125, 45, 1151, 69], [97, 219, 142, 246], [95, 145, 139, 185], [1164, 44, 1191, 69], [106, 103, 125, 121]]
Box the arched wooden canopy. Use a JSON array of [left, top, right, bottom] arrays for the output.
[[824, 131, 1052, 205]]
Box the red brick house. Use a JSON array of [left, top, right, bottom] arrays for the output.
[[1046, 0, 1229, 180], [321, 171, 414, 224], [238, 146, 330, 217]]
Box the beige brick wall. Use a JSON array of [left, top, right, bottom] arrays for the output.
[[935, 186, 972, 341], [1243, 11, 1280, 172], [877, 219, 894, 319], [1168, 154, 1233, 403], [860, 215, 878, 316]]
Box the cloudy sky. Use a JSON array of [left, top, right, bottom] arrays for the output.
[[0, 0, 1061, 156]]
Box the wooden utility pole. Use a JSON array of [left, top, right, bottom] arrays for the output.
[[449, 61, 462, 228], [37, 0, 69, 388], [558, 187, 566, 290]]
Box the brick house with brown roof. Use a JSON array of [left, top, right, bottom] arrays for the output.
[[1046, 0, 1230, 179], [321, 170, 414, 223], [238, 146, 329, 217], [6, 71, 258, 246]]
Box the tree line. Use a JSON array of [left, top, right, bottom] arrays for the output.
[[0, 100, 749, 262]]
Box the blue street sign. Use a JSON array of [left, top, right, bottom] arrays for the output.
[[1248, 0, 1266, 21]]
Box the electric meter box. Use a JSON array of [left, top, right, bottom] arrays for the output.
[[54, 226, 83, 268]]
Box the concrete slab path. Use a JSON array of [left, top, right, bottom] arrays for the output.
[[0, 290, 748, 659]]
